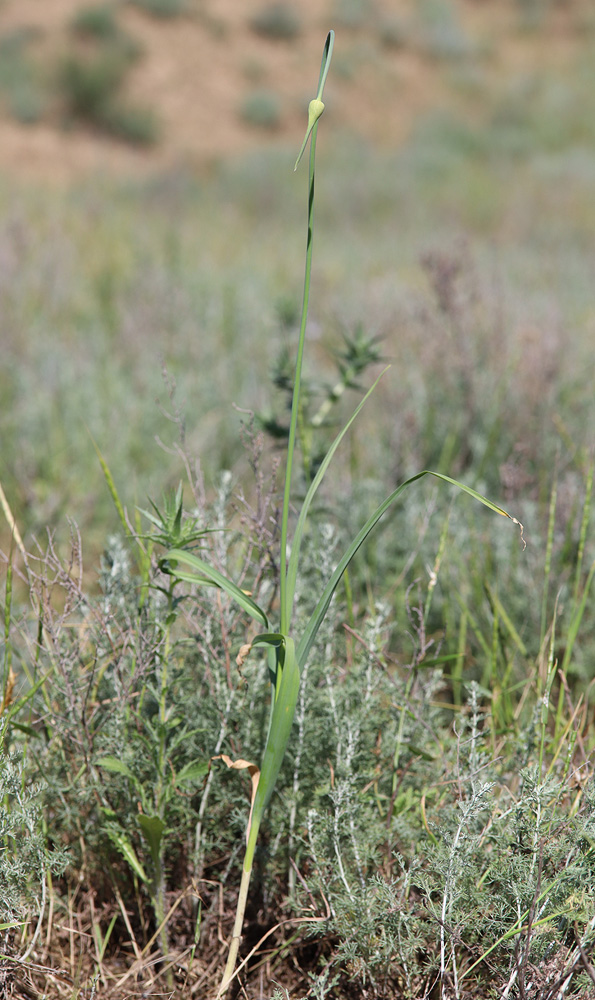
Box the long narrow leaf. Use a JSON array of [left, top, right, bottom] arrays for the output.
[[297, 471, 523, 668], [484, 581, 528, 656], [164, 548, 269, 628], [90, 433, 129, 539], [430, 472, 525, 539], [561, 556, 595, 674], [246, 635, 300, 863]]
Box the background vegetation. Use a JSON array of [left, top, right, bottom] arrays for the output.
[[1, 2, 595, 998]]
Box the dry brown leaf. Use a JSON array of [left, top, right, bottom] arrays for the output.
[[213, 754, 261, 847]]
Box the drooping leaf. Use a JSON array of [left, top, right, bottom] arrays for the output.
[[163, 548, 269, 628], [297, 471, 523, 669], [214, 755, 260, 849]]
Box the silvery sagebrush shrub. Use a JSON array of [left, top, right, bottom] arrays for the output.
[[0, 722, 67, 945]]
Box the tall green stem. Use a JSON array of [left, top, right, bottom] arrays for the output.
[[216, 34, 334, 997], [279, 129, 318, 635]]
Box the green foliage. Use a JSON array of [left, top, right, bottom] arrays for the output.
[[2, 20, 595, 1000], [58, 50, 157, 144], [58, 50, 129, 120], [0, 727, 67, 925], [71, 4, 121, 40], [239, 89, 282, 130], [249, 3, 301, 41], [260, 324, 383, 484], [58, 9, 156, 145]]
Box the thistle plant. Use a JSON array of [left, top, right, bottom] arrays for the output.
[[160, 30, 523, 996], [261, 324, 383, 484]]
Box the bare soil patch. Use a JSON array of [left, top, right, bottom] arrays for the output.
[[0, 0, 591, 182]]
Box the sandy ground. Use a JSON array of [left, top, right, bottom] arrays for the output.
[[0, 0, 589, 182]]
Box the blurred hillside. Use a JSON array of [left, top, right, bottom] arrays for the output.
[[0, 0, 594, 181]]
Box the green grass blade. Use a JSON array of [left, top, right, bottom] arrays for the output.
[[484, 581, 527, 656], [0, 479, 26, 562], [561, 555, 595, 675], [297, 471, 522, 668], [163, 548, 269, 628], [315, 30, 335, 102], [3, 672, 51, 729], [297, 473, 425, 667], [540, 472, 557, 648], [90, 433, 129, 538], [285, 367, 389, 624], [430, 472, 525, 541], [280, 30, 335, 636], [280, 130, 316, 634]]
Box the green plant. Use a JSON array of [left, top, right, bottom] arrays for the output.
[[58, 10, 155, 144], [59, 51, 128, 120], [293, 673, 595, 999], [0, 723, 67, 938], [6, 17, 595, 996], [157, 32, 522, 996], [260, 324, 383, 484], [240, 89, 282, 130], [71, 4, 120, 40], [250, 3, 301, 40], [58, 45, 157, 145]]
